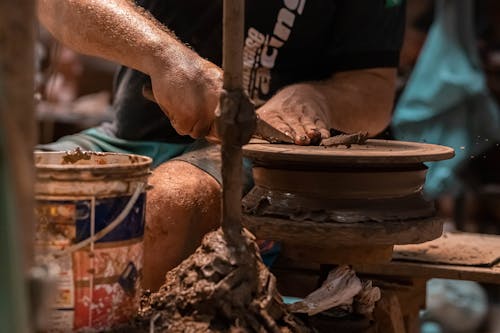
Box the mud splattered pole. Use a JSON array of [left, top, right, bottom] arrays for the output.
[[217, 0, 256, 246]]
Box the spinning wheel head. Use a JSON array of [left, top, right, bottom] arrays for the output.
[[243, 139, 455, 168], [241, 140, 455, 255]]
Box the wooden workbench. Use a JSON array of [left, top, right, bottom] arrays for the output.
[[268, 231, 500, 333]]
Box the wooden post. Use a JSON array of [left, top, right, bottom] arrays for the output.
[[0, 0, 36, 332], [219, 0, 256, 245], [222, 1, 244, 90]]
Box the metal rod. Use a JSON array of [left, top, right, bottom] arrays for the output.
[[220, 0, 245, 243], [222, 0, 244, 89], [220, 144, 244, 243]]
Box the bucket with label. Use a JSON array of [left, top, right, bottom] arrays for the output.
[[34, 149, 152, 332]]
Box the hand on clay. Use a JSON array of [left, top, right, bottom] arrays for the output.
[[149, 55, 222, 139], [257, 84, 331, 145]]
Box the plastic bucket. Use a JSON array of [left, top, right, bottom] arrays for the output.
[[34, 150, 152, 332]]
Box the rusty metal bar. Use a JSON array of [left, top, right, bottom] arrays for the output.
[[219, 0, 254, 244], [220, 142, 245, 243], [222, 1, 244, 89]]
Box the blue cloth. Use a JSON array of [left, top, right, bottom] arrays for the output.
[[258, 241, 282, 268], [392, 0, 500, 197]]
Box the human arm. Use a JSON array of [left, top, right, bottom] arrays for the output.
[[37, 0, 221, 138], [315, 67, 396, 136], [257, 67, 396, 145], [258, 1, 403, 145]]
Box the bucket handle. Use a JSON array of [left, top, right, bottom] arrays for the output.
[[47, 182, 145, 258]]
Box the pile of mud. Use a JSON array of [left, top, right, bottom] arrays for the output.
[[130, 229, 309, 333]]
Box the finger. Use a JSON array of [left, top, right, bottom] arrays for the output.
[[156, 102, 189, 136], [190, 120, 211, 139], [156, 101, 173, 120], [301, 114, 322, 144], [273, 121, 295, 141], [171, 114, 197, 137], [188, 112, 213, 138], [306, 128, 322, 145], [300, 101, 330, 139], [172, 123, 189, 136], [258, 110, 296, 140], [283, 111, 309, 145], [206, 122, 219, 139], [315, 119, 330, 139], [205, 124, 221, 144], [168, 117, 185, 135]]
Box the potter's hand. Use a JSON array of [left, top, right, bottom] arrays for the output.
[[150, 56, 223, 138], [256, 84, 331, 145]]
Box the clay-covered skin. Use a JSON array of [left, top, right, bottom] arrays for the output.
[[256, 68, 397, 145], [256, 83, 331, 145], [37, 0, 222, 138]]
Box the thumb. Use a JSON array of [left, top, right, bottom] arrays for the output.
[[205, 123, 221, 144]]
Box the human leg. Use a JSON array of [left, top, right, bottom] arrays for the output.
[[142, 160, 222, 290]]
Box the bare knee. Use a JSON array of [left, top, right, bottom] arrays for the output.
[[146, 160, 221, 227], [142, 161, 221, 289]]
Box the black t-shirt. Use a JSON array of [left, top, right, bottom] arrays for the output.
[[106, 0, 405, 142]]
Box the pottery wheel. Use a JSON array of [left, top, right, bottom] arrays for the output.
[[241, 140, 455, 255], [243, 139, 454, 167]]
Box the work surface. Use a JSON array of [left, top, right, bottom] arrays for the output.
[[353, 232, 500, 284]]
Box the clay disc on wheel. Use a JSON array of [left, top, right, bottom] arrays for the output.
[[243, 139, 455, 166]]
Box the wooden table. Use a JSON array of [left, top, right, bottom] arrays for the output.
[[266, 231, 500, 333]]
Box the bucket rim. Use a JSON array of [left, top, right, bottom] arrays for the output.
[[35, 151, 153, 171]]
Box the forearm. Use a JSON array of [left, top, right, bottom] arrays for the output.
[[313, 68, 397, 136], [37, 0, 195, 75]]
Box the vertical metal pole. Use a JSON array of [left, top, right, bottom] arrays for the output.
[[220, 0, 248, 245], [222, 1, 244, 90]]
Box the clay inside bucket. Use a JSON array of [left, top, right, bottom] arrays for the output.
[[35, 149, 151, 169]]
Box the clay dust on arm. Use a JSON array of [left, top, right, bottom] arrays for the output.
[[36, 0, 223, 139], [36, 0, 188, 76]]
